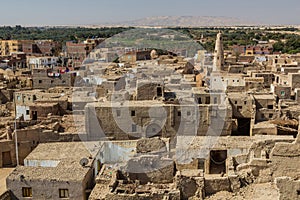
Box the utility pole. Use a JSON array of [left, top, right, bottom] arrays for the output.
[[14, 95, 19, 166], [14, 117, 19, 166]]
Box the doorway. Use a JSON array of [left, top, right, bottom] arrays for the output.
[[2, 151, 12, 167], [31, 111, 37, 120], [157, 87, 162, 97], [232, 118, 251, 136], [209, 150, 227, 174]]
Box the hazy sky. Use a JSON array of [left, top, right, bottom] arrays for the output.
[[1, 0, 299, 26]]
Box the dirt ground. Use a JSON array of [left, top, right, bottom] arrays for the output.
[[0, 168, 14, 195], [205, 183, 280, 200]]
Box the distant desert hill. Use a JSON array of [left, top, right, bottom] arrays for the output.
[[98, 16, 256, 27]]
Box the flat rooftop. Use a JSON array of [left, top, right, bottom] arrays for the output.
[[87, 101, 165, 108], [0, 168, 14, 195], [7, 142, 99, 182], [253, 94, 275, 99]]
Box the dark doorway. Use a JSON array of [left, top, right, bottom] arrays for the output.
[[209, 150, 227, 174], [2, 151, 12, 167], [205, 97, 210, 104], [198, 98, 202, 104], [32, 111, 37, 120], [157, 87, 162, 97], [232, 118, 251, 136]]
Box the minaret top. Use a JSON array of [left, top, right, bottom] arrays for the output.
[[216, 31, 222, 39], [213, 31, 225, 71]]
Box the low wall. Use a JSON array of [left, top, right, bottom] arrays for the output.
[[204, 177, 231, 196]]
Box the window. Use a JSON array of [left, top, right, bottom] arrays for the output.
[[116, 110, 121, 117], [214, 97, 218, 104], [211, 110, 217, 117], [178, 111, 181, 117], [268, 105, 273, 109], [132, 124, 137, 132], [131, 110, 135, 116], [244, 101, 247, 105], [22, 187, 32, 197], [26, 110, 29, 115], [269, 114, 273, 118], [237, 106, 243, 112], [235, 101, 238, 105], [280, 91, 285, 97], [205, 97, 210, 104], [38, 80, 42, 84], [157, 87, 162, 97], [59, 189, 69, 198], [198, 98, 202, 104]]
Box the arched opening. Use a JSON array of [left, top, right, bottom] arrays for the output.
[[209, 150, 227, 174]]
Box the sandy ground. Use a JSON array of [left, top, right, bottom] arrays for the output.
[[206, 183, 280, 200], [0, 168, 14, 195]]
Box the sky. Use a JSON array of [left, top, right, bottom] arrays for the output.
[[1, 0, 299, 26]]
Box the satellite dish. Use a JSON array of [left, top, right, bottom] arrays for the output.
[[79, 158, 89, 167]]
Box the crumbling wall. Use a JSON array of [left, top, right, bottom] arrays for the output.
[[204, 177, 231, 196], [275, 177, 300, 200], [136, 137, 166, 153], [136, 82, 163, 101], [176, 158, 204, 171], [105, 192, 180, 200], [235, 138, 295, 184], [270, 137, 300, 179], [35, 100, 69, 114], [175, 170, 204, 200], [0, 104, 11, 117], [123, 156, 175, 184]]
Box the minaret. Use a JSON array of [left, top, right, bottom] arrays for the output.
[[213, 31, 225, 71]]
